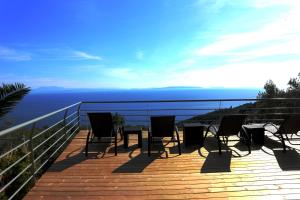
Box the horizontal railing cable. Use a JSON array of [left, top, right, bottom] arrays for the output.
[[33, 126, 66, 152], [0, 151, 31, 176], [0, 139, 30, 159], [0, 163, 32, 193], [32, 119, 64, 140], [0, 102, 81, 137], [34, 126, 79, 174]]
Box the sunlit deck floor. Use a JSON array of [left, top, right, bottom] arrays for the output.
[[25, 130, 300, 200]]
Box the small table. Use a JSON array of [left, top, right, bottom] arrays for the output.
[[123, 126, 143, 148], [243, 124, 265, 145], [183, 123, 206, 147]]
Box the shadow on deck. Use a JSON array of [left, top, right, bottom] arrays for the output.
[[25, 130, 300, 200]]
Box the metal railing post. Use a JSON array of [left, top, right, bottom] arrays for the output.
[[77, 103, 82, 131], [29, 123, 36, 183], [63, 109, 69, 138]]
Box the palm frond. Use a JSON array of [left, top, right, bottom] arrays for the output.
[[0, 83, 30, 118]]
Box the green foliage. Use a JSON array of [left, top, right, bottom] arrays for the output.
[[288, 73, 300, 90], [257, 80, 285, 99], [184, 72, 300, 124], [256, 73, 300, 117], [0, 122, 79, 199], [286, 73, 300, 98], [257, 73, 300, 99], [0, 148, 34, 200], [113, 112, 125, 126], [0, 83, 30, 118]]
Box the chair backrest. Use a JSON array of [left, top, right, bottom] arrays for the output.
[[217, 114, 247, 136], [279, 114, 300, 135], [88, 112, 114, 137], [150, 116, 175, 137]]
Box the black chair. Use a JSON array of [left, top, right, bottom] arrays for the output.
[[148, 116, 181, 157], [86, 112, 119, 156], [264, 114, 300, 152], [204, 114, 250, 154]]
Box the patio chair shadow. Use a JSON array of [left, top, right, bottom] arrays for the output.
[[48, 143, 111, 172], [274, 149, 300, 171], [234, 141, 262, 152], [149, 138, 172, 155], [113, 152, 160, 173], [202, 137, 250, 157], [108, 136, 149, 154], [170, 144, 198, 154], [263, 136, 287, 150], [202, 137, 230, 152], [201, 151, 232, 173]]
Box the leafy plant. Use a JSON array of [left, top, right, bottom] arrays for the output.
[[113, 112, 125, 126], [0, 83, 30, 118]]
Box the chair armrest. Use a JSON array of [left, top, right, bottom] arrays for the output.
[[263, 122, 279, 135], [175, 125, 179, 134], [148, 127, 152, 137], [240, 126, 250, 141], [263, 122, 279, 130], [206, 123, 218, 135]]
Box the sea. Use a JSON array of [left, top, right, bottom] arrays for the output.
[[1, 88, 260, 129]]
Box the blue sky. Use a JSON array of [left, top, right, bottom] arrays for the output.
[[0, 0, 299, 89]]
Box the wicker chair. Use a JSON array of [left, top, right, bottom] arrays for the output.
[[148, 116, 181, 157], [204, 114, 250, 154], [264, 114, 300, 152], [86, 112, 120, 156]]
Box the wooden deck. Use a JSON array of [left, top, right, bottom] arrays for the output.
[[25, 130, 300, 200]]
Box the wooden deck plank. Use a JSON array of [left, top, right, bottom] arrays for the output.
[[24, 130, 300, 199]]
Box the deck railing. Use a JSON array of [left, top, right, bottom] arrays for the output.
[[0, 102, 81, 200], [1, 98, 300, 199]]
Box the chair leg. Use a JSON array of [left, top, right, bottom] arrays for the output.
[[148, 134, 151, 157], [171, 132, 176, 142], [217, 136, 222, 154], [248, 139, 251, 154], [204, 129, 209, 140], [280, 134, 286, 152], [241, 128, 251, 154], [115, 134, 118, 156], [85, 131, 91, 157], [176, 131, 181, 155], [120, 127, 124, 141]]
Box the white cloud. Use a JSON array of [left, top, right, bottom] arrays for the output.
[[197, 0, 300, 11], [250, 0, 300, 8], [13, 47, 104, 61], [107, 67, 139, 80], [135, 50, 144, 60], [73, 51, 102, 61], [166, 60, 300, 89], [0, 46, 31, 61], [194, 2, 300, 61], [0, 74, 78, 88]]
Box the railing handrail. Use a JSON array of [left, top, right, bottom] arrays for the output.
[[81, 98, 300, 104], [1, 98, 300, 137], [0, 102, 81, 137]]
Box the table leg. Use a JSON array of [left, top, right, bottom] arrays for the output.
[[124, 133, 128, 148], [138, 132, 142, 148]]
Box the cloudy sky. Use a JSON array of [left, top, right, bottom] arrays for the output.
[[0, 0, 299, 89]]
